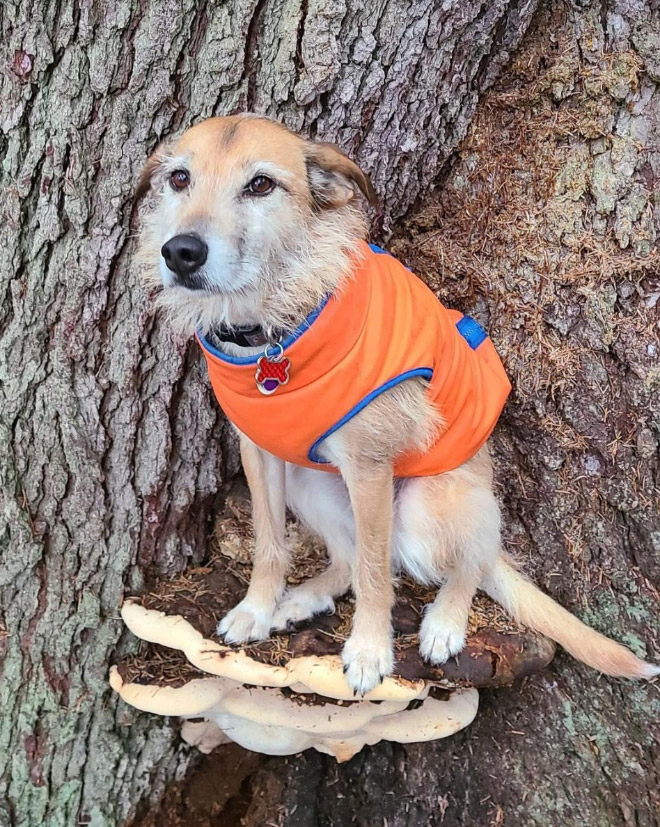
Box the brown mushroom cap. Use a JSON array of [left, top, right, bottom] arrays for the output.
[[119, 599, 426, 701], [111, 489, 554, 748], [117, 539, 555, 700]]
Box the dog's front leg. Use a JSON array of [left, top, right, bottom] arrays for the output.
[[336, 457, 395, 695], [218, 434, 288, 643]]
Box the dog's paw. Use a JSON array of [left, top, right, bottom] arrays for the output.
[[418, 614, 467, 665], [272, 589, 335, 631], [341, 633, 394, 696], [217, 600, 274, 644]]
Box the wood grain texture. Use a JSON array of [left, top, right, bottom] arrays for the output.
[[0, 0, 538, 824]]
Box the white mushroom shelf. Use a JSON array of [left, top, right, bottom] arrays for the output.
[[110, 663, 479, 761], [110, 492, 555, 761]]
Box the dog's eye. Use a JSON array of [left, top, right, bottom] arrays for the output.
[[246, 175, 275, 196], [170, 169, 190, 191]]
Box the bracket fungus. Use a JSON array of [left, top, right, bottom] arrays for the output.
[[110, 491, 556, 760], [110, 664, 479, 761]]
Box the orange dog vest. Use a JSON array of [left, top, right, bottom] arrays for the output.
[[197, 243, 511, 477]]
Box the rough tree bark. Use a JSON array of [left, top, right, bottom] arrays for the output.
[[147, 3, 660, 826], [0, 1, 539, 825]]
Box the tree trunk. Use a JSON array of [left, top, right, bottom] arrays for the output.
[[156, 3, 660, 826], [0, 1, 538, 825]]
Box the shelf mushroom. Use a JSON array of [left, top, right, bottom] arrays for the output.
[[110, 492, 555, 760], [110, 660, 479, 761]]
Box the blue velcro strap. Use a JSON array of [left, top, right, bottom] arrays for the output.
[[456, 315, 488, 350]]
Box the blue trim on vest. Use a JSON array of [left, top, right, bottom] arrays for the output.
[[456, 315, 487, 350], [197, 294, 331, 365], [308, 367, 433, 465], [368, 243, 389, 255]]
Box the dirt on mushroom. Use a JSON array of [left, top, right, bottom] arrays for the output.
[[116, 485, 555, 692]]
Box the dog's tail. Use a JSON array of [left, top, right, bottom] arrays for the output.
[[481, 555, 660, 679]]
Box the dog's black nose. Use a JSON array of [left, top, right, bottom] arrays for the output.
[[161, 234, 208, 282]]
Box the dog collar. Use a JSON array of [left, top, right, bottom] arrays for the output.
[[210, 324, 275, 349]]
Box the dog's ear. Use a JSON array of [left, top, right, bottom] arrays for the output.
[[133, 146, 166, 204], [305, 142, 376, 209]]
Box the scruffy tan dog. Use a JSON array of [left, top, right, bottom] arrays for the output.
[[136, 114, 659, 694]]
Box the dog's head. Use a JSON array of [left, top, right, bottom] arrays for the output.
[[135, 115, 375, 334]]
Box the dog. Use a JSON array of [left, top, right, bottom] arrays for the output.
[[135, 114, 659, 695]]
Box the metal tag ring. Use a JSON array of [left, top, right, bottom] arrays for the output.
[[265, 342, 285, 362]]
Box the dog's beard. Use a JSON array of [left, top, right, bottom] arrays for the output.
[[151, 282, 265, 337]]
